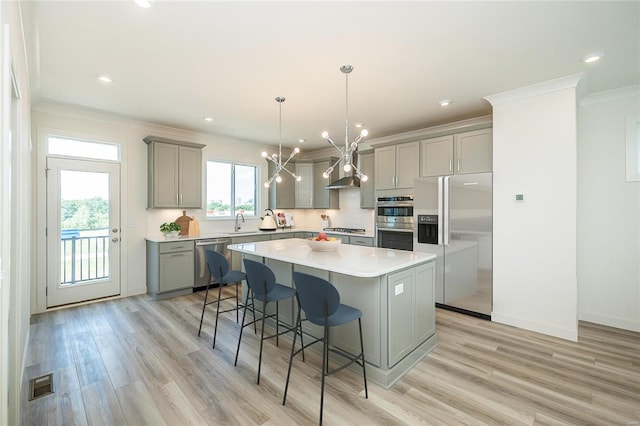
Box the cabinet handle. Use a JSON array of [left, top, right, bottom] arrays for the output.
[[180, 193, 183, 204], [169, 253, 185, 257], [176, 193, 179, 205], [457, 159, 460, 172], [449, 159, 453, 172]]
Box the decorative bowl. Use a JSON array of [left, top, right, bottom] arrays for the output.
[[306, 237, 341, 252], [164, 230, 180, 238]]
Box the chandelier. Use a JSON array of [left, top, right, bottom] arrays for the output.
[[321, 65, 368, 182], [262, 96, 301, 188]]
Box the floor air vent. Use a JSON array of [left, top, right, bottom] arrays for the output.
[[29, 373, 54, 401]]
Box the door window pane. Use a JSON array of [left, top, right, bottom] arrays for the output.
[[60, 170, 110, 285], [48, 136, 120, 161]]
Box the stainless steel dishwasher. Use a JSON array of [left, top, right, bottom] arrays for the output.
[[194, 238, 232, 288]]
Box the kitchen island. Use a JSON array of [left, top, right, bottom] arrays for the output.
[[228, 238, 437, 388]]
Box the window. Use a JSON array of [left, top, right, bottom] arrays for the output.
[[48, 136, 120, 161], [206, 161, 257, 218]]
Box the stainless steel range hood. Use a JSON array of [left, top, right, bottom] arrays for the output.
[[325, 175, 360, 189], [325, 152, 361, 189]]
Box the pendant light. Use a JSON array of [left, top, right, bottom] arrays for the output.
[[262, 97, 301, 188], [321, 65, 368, 182]]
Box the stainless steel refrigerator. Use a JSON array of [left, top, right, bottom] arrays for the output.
[[413, 173, 492, 318]]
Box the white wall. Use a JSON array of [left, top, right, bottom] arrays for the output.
[[0, 0, 32, 424], [578, 86, 640, 331], [485, 74, 582, 341], [32, 103, 276, 312]]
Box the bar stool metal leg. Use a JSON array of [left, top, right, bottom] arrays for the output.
[[197, 284, 210, 337]]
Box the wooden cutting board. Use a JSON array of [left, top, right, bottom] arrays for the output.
[[174, 211, 192, 235]]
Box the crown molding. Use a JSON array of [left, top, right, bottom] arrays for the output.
[[363, 115, 493, 148], [484, 73, 585, 106], [580, 85, 640, 106]]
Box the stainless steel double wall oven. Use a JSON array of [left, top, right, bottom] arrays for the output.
[[376, 195, 414, 251]]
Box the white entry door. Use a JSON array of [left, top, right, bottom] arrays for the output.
[[46, 158, 121, 307]]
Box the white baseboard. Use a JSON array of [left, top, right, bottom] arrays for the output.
[[579, 311, 640, 332], [492, 311, 578, 341], [126, 285, 148, 297]]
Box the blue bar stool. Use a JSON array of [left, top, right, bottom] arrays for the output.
[[283, 271, 368, 425], [235, 258, 304, 385], [197, 249, 249, 349]]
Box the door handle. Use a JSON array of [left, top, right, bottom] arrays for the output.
[[112, 228, 119, 233], [112, 237, 120, 243]]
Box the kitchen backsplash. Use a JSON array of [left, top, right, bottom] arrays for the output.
[[291, 189, 375, 231], [148, 189, 375, 235]]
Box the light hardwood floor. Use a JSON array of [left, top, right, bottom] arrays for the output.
[[21, 288, 640, 425]]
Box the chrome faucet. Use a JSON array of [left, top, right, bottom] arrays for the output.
[[235, 211, 245, 231]]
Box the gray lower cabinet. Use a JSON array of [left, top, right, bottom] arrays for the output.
[[350, 236, 374, 247], [146, 240, 195, 298], [387, 262, 435, 366], [230, 234, 271, 271], [325, 233, 349, 244], [331, 273, 382, 367], [269, 233, 291, 240]]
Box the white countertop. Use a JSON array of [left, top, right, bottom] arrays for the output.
[[228, 238, 436, 278], [145, 228, 375, 243]]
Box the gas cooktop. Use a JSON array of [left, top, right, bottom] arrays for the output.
[[323, 227, 367, 234]]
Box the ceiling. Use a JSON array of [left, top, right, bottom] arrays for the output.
[[23, 1, 639, 150]]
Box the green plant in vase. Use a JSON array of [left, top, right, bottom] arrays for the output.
[[160, 222, 181, 237]]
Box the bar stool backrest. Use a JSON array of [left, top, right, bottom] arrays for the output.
[[243, 259, 276, 299], [206, 249, 229, 283], [292, 272, 340, 325]]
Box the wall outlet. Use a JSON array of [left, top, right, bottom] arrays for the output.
[[395, 283, 404, 296], [515, 193, 525, 203]]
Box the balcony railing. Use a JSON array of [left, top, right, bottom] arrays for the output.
[[60, 228, 110, 285]]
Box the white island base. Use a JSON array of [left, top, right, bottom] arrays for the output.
[[228, 238, 438, 388]]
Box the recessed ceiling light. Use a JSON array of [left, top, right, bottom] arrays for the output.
[[354, 123, 364, 128], [97, 75, 112, 84], [133, 0, 151, 8], [204, 117, 214, 122], [583, 52, 604, 63], [297, 139, 306, 143], [438, 99, 452, 106]]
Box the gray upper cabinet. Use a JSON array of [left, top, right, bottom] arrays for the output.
[[375, 141, 420, 190], [359, 152, 374, 209], [267, 161, 295, 209], [420, 129, 492, 177], [295, 162, 314, 208], [454, 128, 492, 174], [144, 136, 205, 209], [420, 135, 455, 177], [313, 158, 339, 209]]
